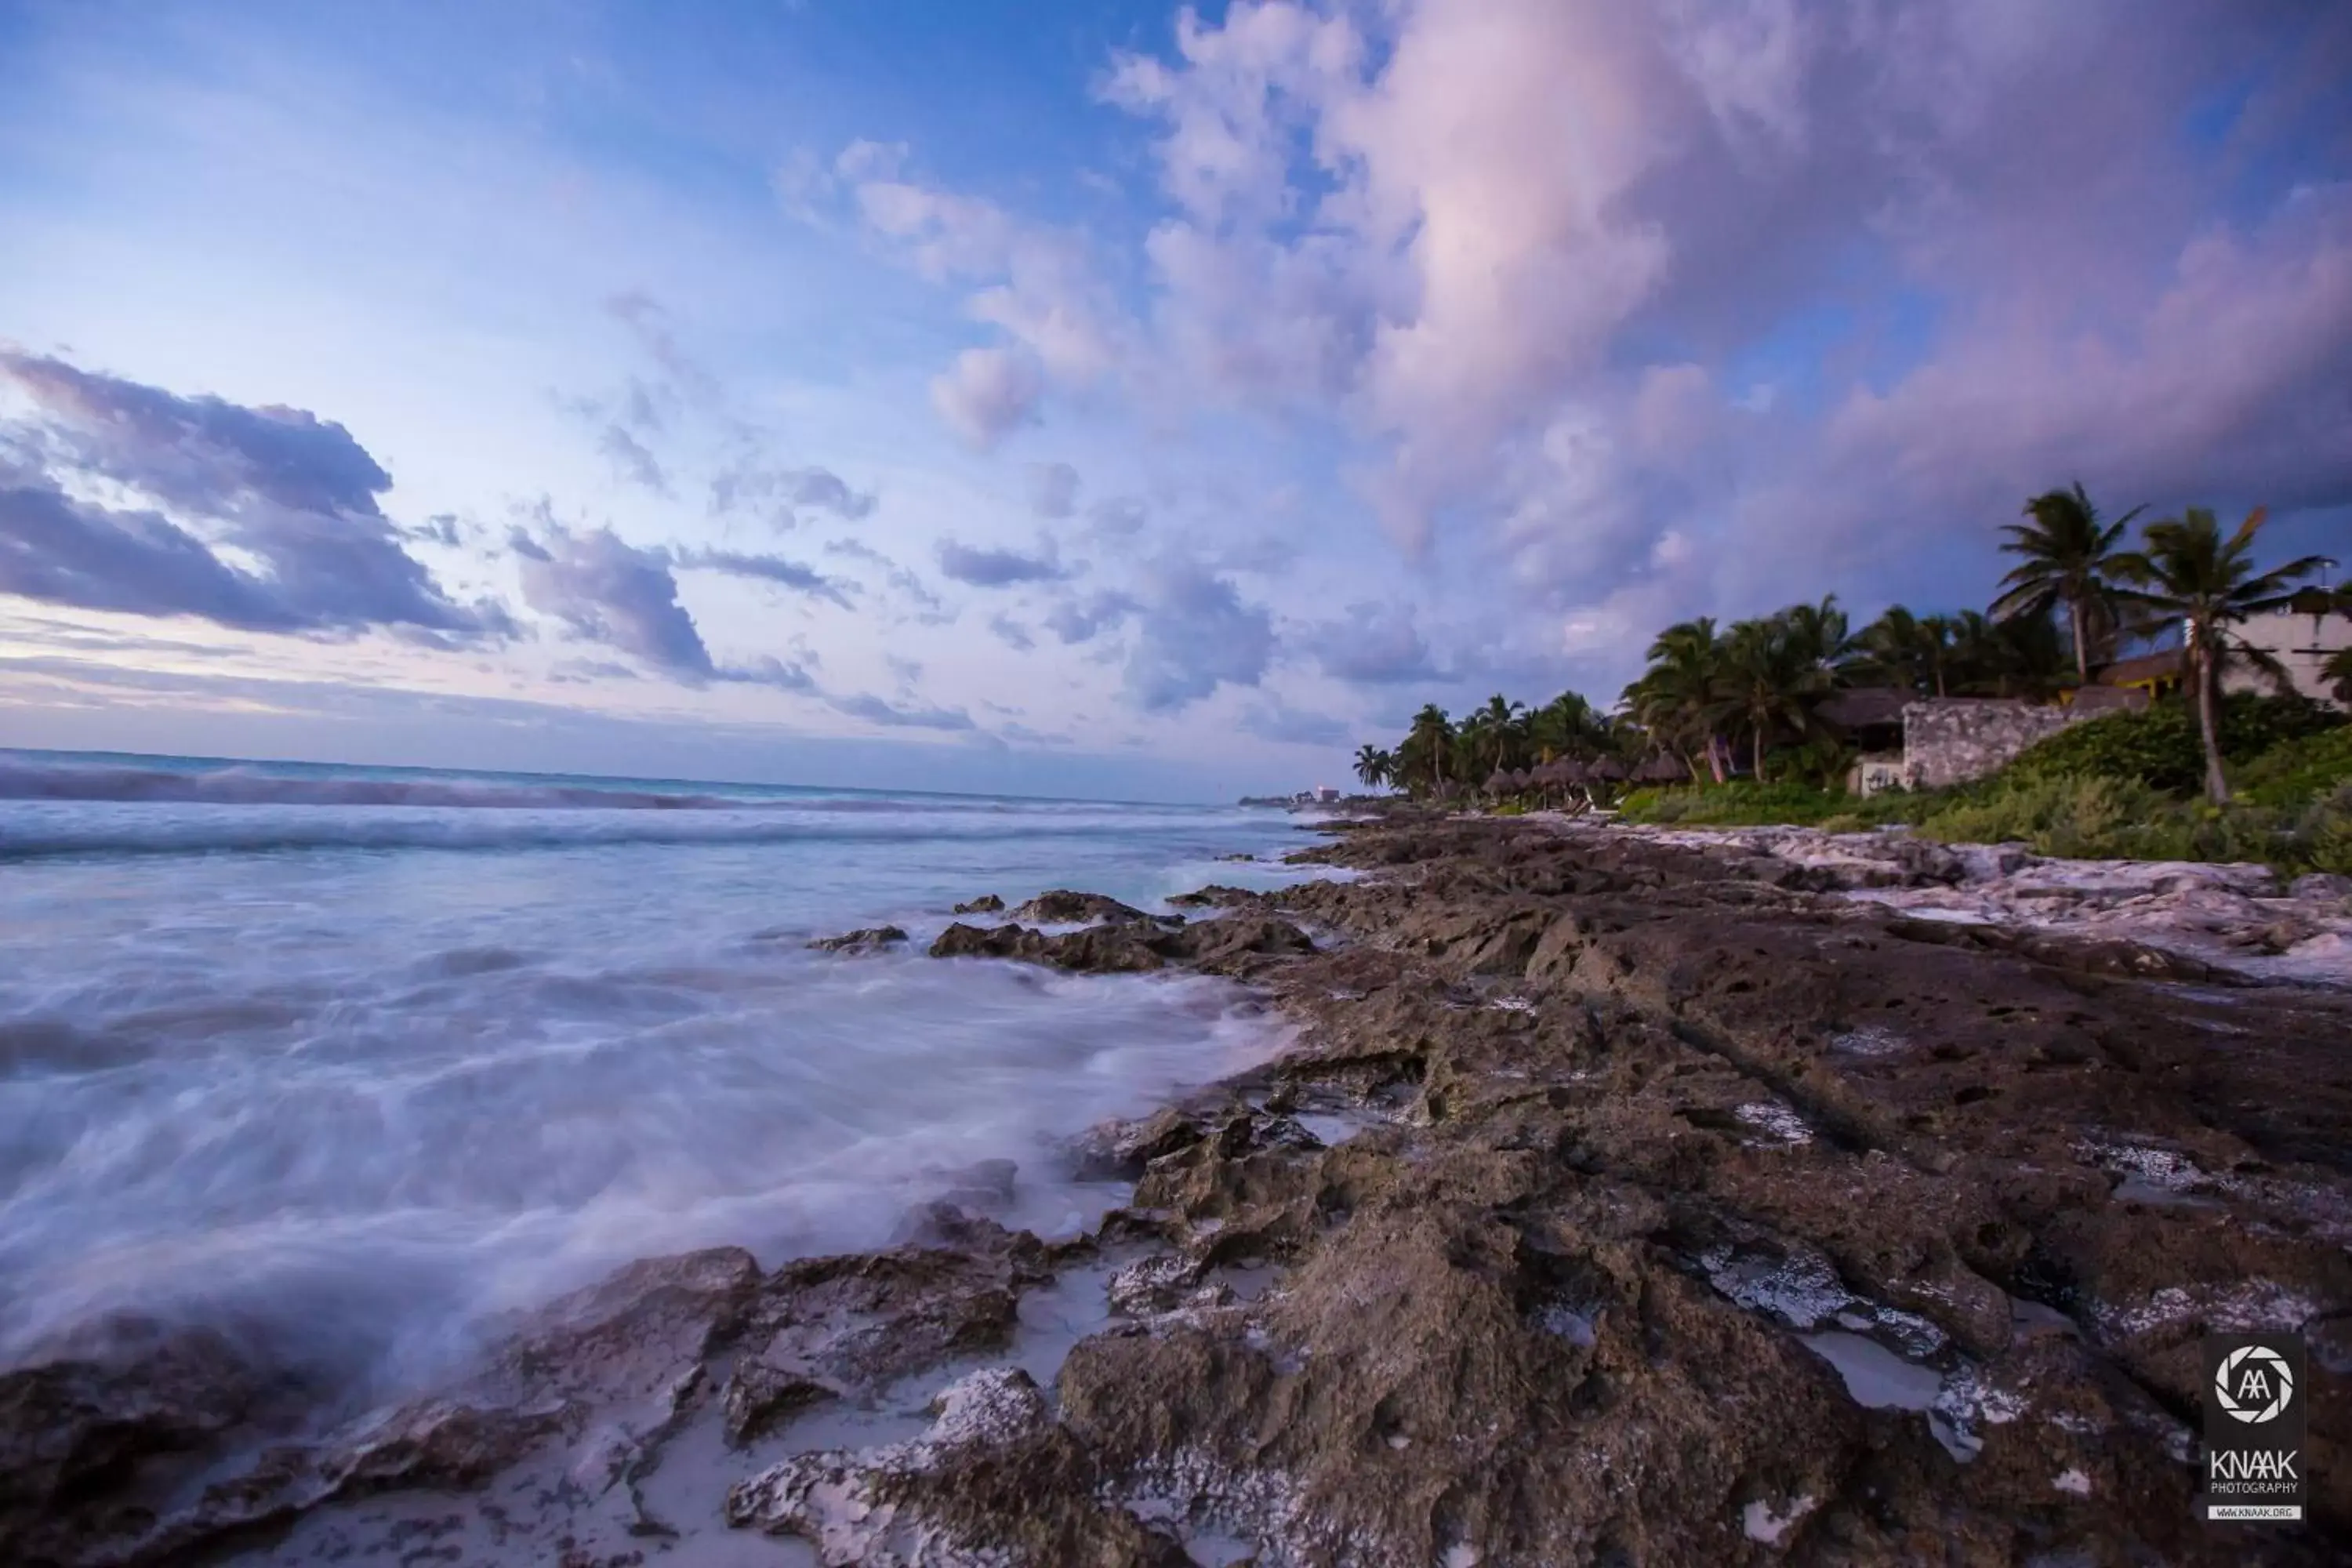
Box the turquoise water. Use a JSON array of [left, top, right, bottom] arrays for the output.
[[0, 748, 1325, 1401]]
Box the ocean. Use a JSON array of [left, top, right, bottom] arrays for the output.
[[0, 748, 1323, 1406]]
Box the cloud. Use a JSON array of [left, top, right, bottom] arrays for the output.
[[604, 289, 719, 407], [1118, 555, 1274, 712], [1084, 497, 1150, 541], [936, 535, 1068, 586], [988, 612, 1035, 651], [1027, 460, 1081, 518], [931, 347, 1044, 448], [1043, 589, 1138, 645], [1240, 699, 1352, 747], [598, 422, 669, 494], [824, 691, 975, 731], [510, 524, 715, 677], [508, 524, 829, 687], [0, 352, 506, 641], [1074, 1, 2352, 698], [793, 144, 1128, 443], [675, 547, 857, 609], [709, 460, 877, 525], [824, 538, 953, 623], [1298, 601, 1450, 685]]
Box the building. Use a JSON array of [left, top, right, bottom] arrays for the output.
[[2223, 608, 2352, 710], [2086, 649, 2183, 702]]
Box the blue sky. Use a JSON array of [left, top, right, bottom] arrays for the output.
[[3, 0, 2348, 800]]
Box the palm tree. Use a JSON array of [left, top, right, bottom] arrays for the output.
[[2325, 646, 2352, 707], [1992, 482, 2140, 683], [1855, 606, 1933, 694], [1472, 694, 1525, 772], [1917, 614, 1960, 699], [1352, 744, 1394, 793], [1401, 704, 1455, 797], [2108, 506, 2334, 803], [1528, 689, 1610, 761], [1703, 616, 1831, 782], [1781, 594, 1857, 681], [1627, 618, 1730, 782], [1947, 609, 2067, 699]]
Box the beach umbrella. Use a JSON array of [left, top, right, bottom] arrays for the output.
[[1484, 769, 1510, 796], [1590, 757, 1628, 782], [1635, 754, 1688, 783]]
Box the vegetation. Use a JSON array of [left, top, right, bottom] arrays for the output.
[[2107, 506, 2335, 803], [1355, 481, 2349, 869], [1990, 482, 2138, 682]]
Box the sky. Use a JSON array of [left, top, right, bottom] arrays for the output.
[[2, 0, 2349, 802]]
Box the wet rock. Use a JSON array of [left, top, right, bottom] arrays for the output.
[[953, 893, 1006, 913], [0, 1322, 294, 1563], [1065, 1108, 1210, 1181], [725, 1368, 1187, 1567], [1167, 884, 1261, 909], [928, 920, 1167, 972], [318, 1396, 574, 1493], [806, 924, 909, 953], [1007, 889, 1165, 925], [24, 813, 2352, 1566]]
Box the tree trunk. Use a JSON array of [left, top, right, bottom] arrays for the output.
[[1751, 725, 1767, 783], [2068, 597, 2089, 684], [1705, 735, 1728, 785], [2195, 647, 2230, 805]]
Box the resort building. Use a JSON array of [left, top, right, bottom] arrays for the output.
[[2223, 608, 2352, 710]]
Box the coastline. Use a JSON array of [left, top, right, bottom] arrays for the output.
[[6, 812, 2349, 1566]]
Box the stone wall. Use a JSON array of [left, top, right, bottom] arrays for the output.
[[1900, 699, 2087, 790]]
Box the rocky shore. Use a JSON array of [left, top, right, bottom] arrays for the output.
[[5, 813, 2349, 1566]]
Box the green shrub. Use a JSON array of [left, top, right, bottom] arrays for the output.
[[1614, 780, 1893, 828], [1916, 775, 2176, 858], [2296, 785, 2352, 877], [2234, 724, 2352, 808], [2007, 693, 2343, 795]]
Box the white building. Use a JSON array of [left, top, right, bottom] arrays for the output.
[[2223, 609, 2351, 710]]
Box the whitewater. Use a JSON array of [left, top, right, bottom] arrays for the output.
[[0, 748, 1321, 1410]]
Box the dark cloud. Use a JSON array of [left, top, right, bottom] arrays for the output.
[[0, 354, 506, 642], [936, 536, 1068, 586], [510, 525, 839, 685], [1027, 460, 1081, 518], [1120, 557, 1274, 713], [824, 537, 953, 622], [408, 514, 470, 548], [987, 612, 1036, 651], [1298, 601, 1450, 685], [675, 548, 856, 610], [604, 289, 719, 407], [1240, 701, 1353, 748], [824, 691, 975, 731], [598, 423, 670, 494], [510, 525, 715, 678], [1086, 496, 1148, 537], [1043, 589, 1138, 644], [997, 720, 1073, 746], [709, 460, 877, 525]]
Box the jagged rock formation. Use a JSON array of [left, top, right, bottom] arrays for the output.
[[7, 815, 2347, 1566]]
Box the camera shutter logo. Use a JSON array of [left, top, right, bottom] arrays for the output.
[[2212, 1344, 2294, 1425]]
